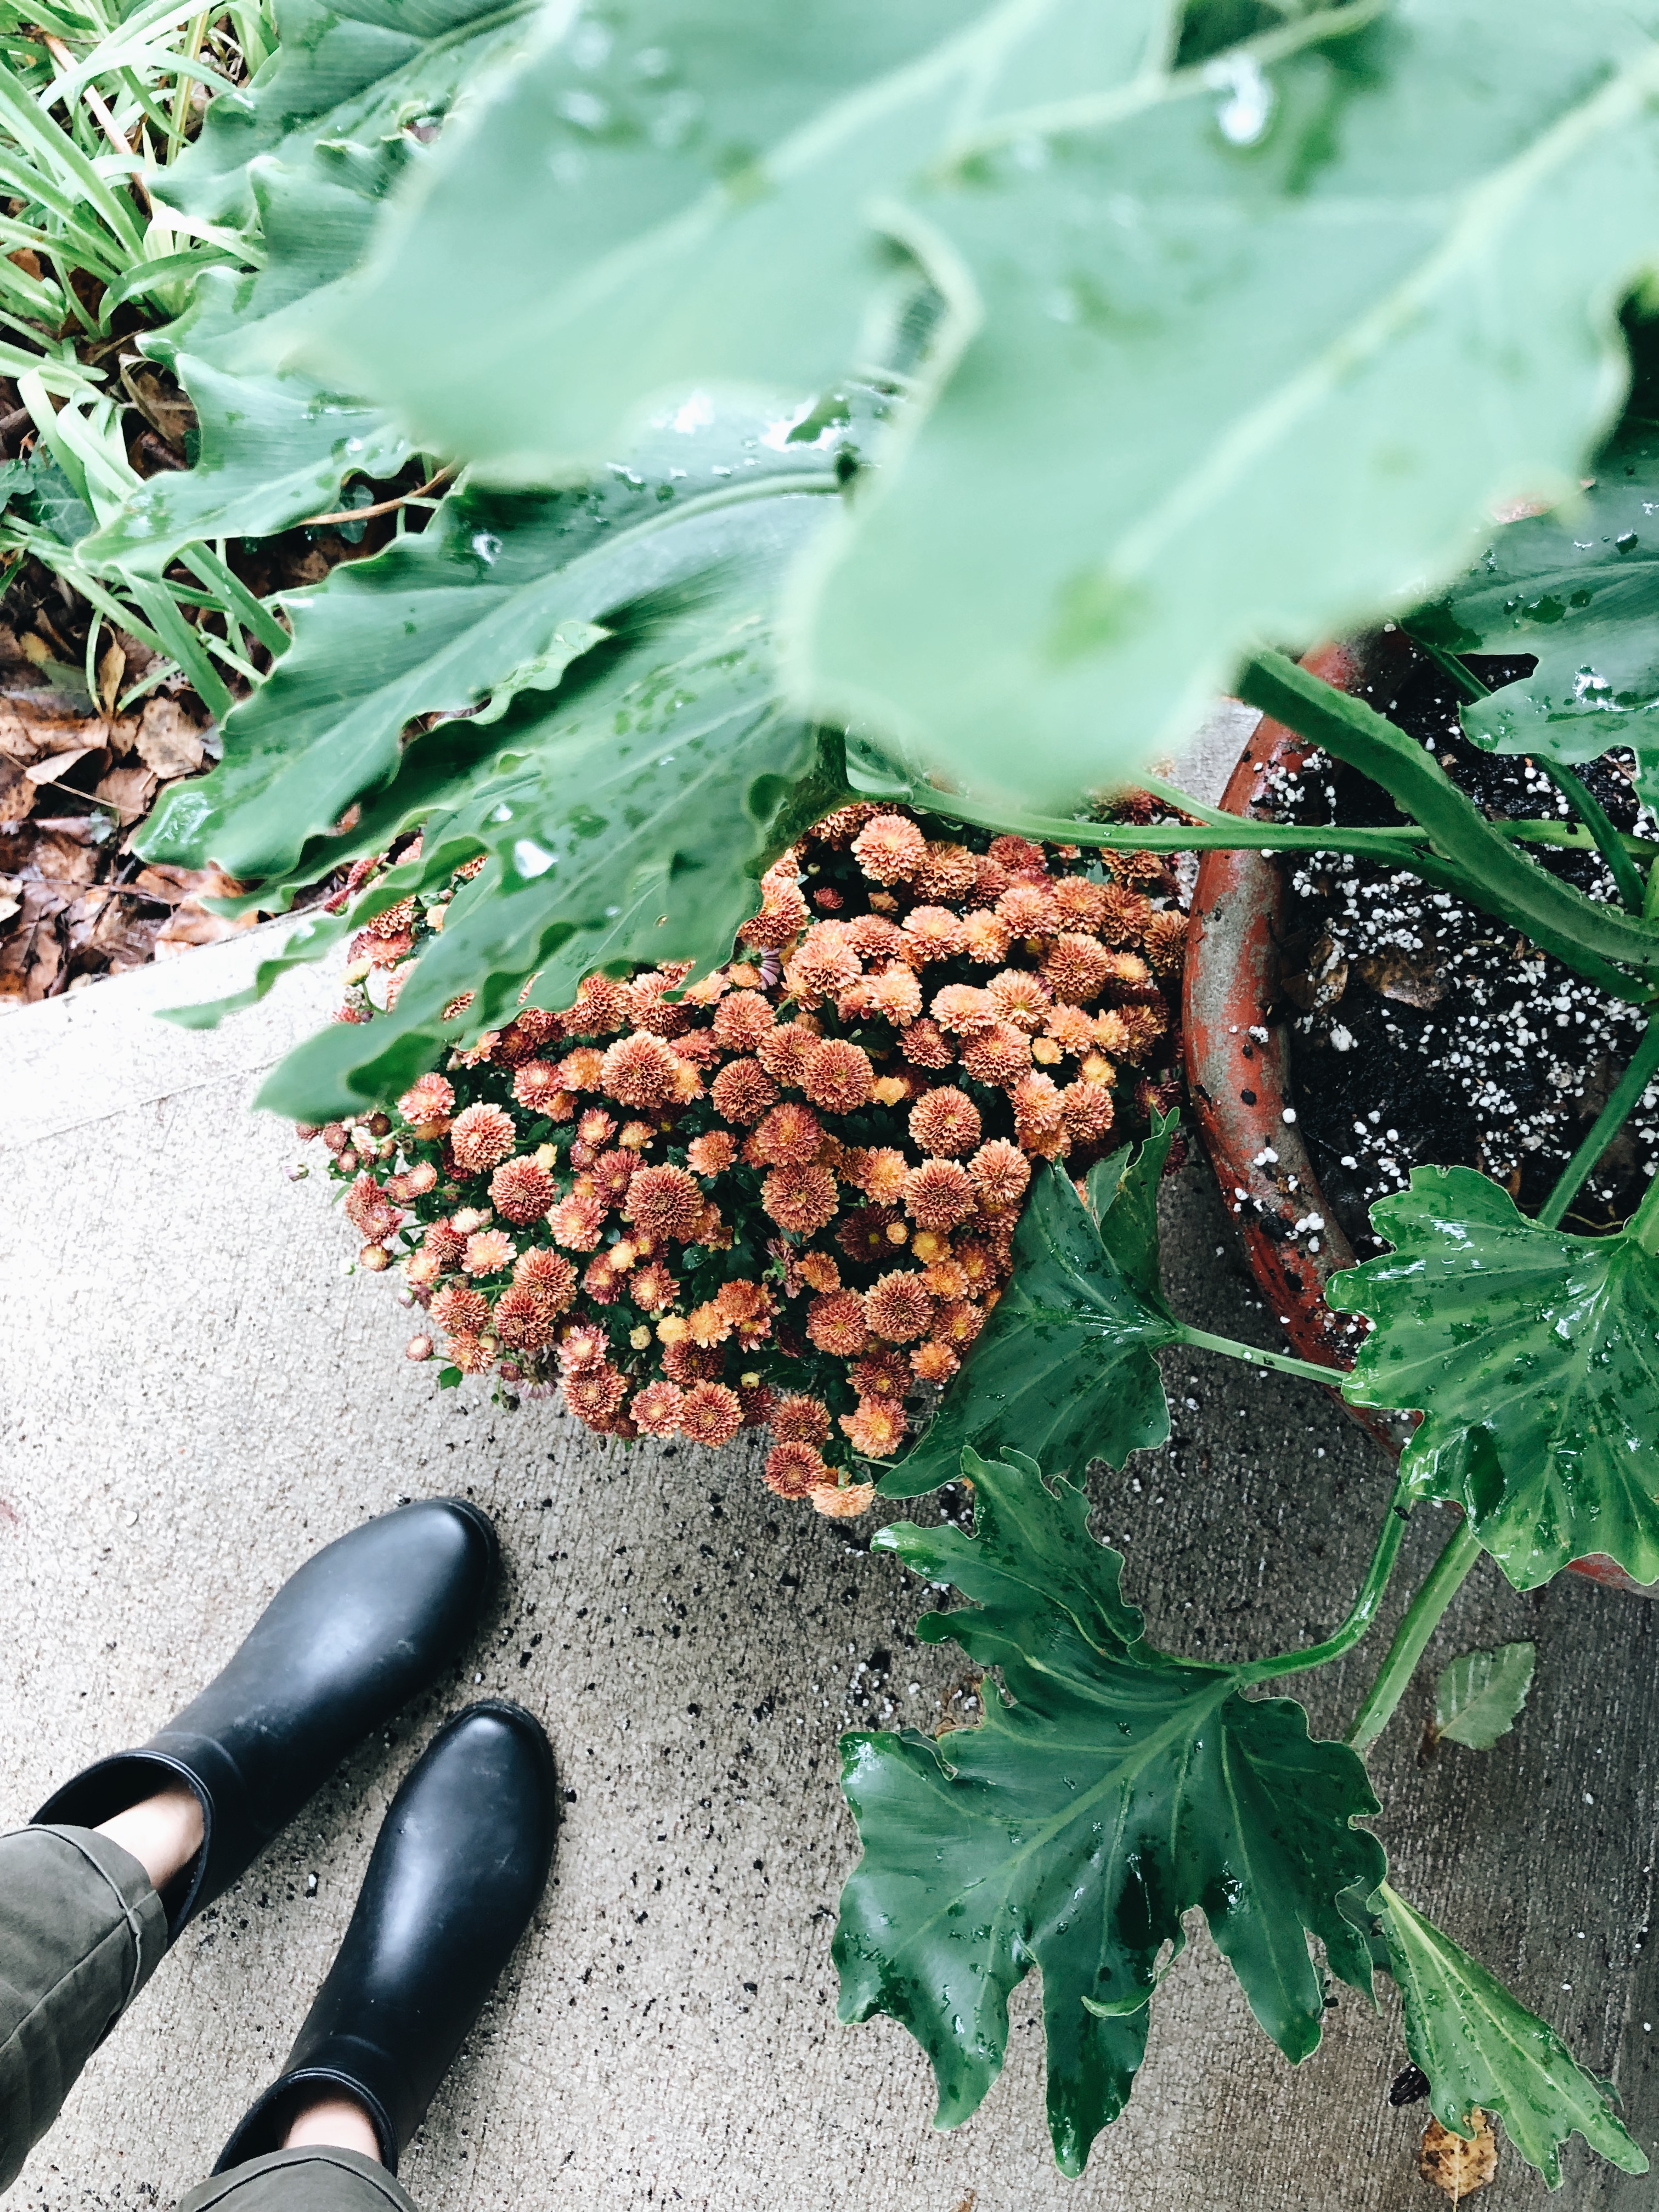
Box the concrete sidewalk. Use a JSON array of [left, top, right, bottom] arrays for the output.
[[4, 735, 1657, 2211]]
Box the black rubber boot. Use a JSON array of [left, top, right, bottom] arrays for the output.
[[215, 1701, 557, 2175], [33, 1498, 498, 1939]]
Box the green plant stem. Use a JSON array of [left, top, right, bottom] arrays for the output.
[[1631, 1161, 1659, 1255], [1346, 1520, 1483, 1753], [1233, 1470, 1415, 1686], [1537, 1016, 1659, 1228], [1174, 1324, 1341, 1386], [917, 784, 1659, 867], [1234, 648, 1659, 990], [1533, 759, 1649, 912]]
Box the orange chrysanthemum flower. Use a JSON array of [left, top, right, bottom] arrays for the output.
[[625, 1164, 703, 1241], [1062, 1080, 1117, 1144], [512, 1247, 577, 1307], [847, 912, 907, 963], [1097, 884, 1155, 947], [398, 1072, 455, 1122], [860, 965, 924, 1026], [446, 1331, 495, 1376], [911, 842, 978, 901], [865, 1269, 934, 1344], [1045, 1003, 1097, 1056], [489, 1155, 555, 1226], [806, 1289, 871, 1356], [563, 1361, 628, 1428], [988, 834, 1046, 874], [996, 881, 1058, 937], [710, 989, 775, 1052], [850, 1348, 910, 1403], [902, 906, 963, 963], [969, 1139, 1032, 1215], [930, 984, 999, 1039], [449, 1103, 517, 1174], [1043, 933, 1114, 1005], [686, 1130, 737, 1177], [812, 1480, 877, 1519], [851, 812, 928, 884], [771, 1393, 833, 1444], [1011, 1071, 1066, 1152], [563, 974, 631, 1035], [629, 1260, 678, 1312], [839, 1398, 907, 1457], [709, 1057, 778, 1125], [787, 920, 861, 998], [752, 1019, 816, 1087], [960, 1023, 1032, 1088], [600, 1030, 680, 1110], [462, 1228, 515, 1277], [911, 1340, 961, 1383], [764, 1441, 827, 1498], [589, 1148, 636, 1212], [557, 1046, 605, 1092], [800, 1036, 873, 1114], [755, 1100, 823, 1166], [988, 968, 1052, 1033], [431, 1284, 490, 1336], [1110, 1002, 1169, 1064], [549, 1192, 606, 1251], [899, 1017, 953, 1070], [631, 1379, 684, 1437], [492, 1284, 560, 1351], [1143, 909, 1188, 977], [680, 1380, 744, 1448], [762, 1161, 839, 1236], [932, 1298, 986, 1349], [909, 1087, 982, 1159], [904, 1158, 977, 1232], [1051, 876, 1110, 933], [959, 911, 1012, 965]]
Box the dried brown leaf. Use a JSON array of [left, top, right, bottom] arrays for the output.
[[0, 759, 34, 822], [25, 745, 100, 787], [1358, 947, 1448, 1009], [1419, 2112, 1498, 2200], [133, 696, 205, 780], [97, 637, 126, 715], [95, 762, 158, 819]]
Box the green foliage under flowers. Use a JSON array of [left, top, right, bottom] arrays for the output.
[[880, 1126, 1180, 1498]]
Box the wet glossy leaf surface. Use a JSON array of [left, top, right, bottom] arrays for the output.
[[312, 0, 1659, 805], [1369, 1883, 1646, 2186], [1419, 407, 1659, 806], [1328, 1166, 1659, 1590], [882, 1124, 1178, 1499], [150, 408, 859, 1120], [836, 1447, 1385, 2175]]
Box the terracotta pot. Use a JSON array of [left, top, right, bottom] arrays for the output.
[[1182, 635, 1653, 1596]]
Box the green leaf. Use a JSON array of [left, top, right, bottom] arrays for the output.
[[1370, 1883, 1646, 2186], [1327, 1166, 1659, 1591], [1433, 1641, 1536, 1751], [836, 1447, 1386, 2176], [1417, 404, 1659, 808], [308, 0, 1659, 805], [140, 402, 849, 883], [81, 0, 545, 574], [880, 1140, 1178, 1499]]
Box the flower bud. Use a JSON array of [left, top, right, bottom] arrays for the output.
[[404, 1335, 433, 1361], [359, 1242, 391, 1271], [287, 1163, 310, 1182]]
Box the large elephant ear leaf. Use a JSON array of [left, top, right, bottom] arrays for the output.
[[879, 1135, 1179, 1499], [1414, 404, 1659, 806], [1327, 1166, 1659, 1590], [304, 0, 1659, 803], [836, 1448, 1385, 2176], [1365, 1885, 1647, 2187]]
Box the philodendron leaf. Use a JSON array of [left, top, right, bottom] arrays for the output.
[[1327, 1166, 1659, 1590], [308, 0, 1659, 806], [881, 1121, 1180, 1498], [80, 0, 544, 573], [836, 1447, 1386, 2176], [1433, 1642, 1536, 1752], [1369, 1884, 1646, 2187], [1417, 407, 1659, 806]]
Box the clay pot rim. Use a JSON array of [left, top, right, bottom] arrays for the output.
[[1180, 633, 1651, 1597]]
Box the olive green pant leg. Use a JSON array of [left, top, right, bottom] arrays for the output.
[[0, 1822, 168, 2192], [178, 2149, 424, 2212]]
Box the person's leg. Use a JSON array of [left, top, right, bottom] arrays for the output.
[[0, 1501, 497, 2190], [176, 2144, 419, 2212]]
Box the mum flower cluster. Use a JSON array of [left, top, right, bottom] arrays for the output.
[[304, 801, 1188, 1515]]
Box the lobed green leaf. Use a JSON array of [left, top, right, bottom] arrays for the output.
[[881, 1123, 1180, 1499], [1328, 1166, 1659, 1590], [1433, 1641, 1535, 1752], [837, 1447, 1385, 2174]]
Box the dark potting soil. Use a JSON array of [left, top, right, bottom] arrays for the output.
[[1260, 635, 1658, 1254]]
